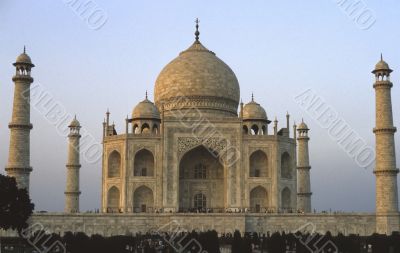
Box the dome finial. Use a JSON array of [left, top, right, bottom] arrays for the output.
[[381, 53, 383, 61], [23, 45, 26, 54], [145, 90, 148, 100], [251, 93, 254, 102], [195, 18, 200, 42]]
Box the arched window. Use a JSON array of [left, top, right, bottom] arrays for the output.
[[108, 151, 121, 178], [133, 124, 140, 134], [250, 186, 268, 213], [261, 125, 267, 135], [134, 149, 154, 177], [133, 186, 154, 213], [281, 152, 292, 179], [194, 193, 207, 209], [250, 150, 268, 177], [107, 186, 120, 212], [152, 124, 159, 134], [194, 163, 207, 179], [281, 187, 291, 209], [141, 123, 150, 134], [243, 125, 249, 134], [251, 125, 259, 135]]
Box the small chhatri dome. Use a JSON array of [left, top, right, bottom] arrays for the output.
[[132, 93, 161, 120], [154, 19, 240, 117], [297, 119, 309, 130], [242, 94, 267, 121], [14, 46, 34, 66], [69, 115, 81, 128], [373, 53, 392, 73]]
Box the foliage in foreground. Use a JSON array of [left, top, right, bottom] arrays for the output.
[[1, 230, 400, 253], [0, 174, 34, 233]]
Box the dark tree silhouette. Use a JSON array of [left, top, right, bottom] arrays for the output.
[[231, 230, 242, 253], [0, 174, 34, 233], [267, 232, 285, 253]]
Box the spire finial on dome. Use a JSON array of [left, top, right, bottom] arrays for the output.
[[23, 45, 26, 54], [195, 18, 200, 42], [145, 90, 148, 100], [381, 53, 383, 61], [251, 93, 254, 102]]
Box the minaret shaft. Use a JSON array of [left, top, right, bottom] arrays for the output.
[[65, 118, 81, 213], [6, 51, 34, 191], [374, 82, 398, 214], [297, 122, 312, 213], [372, 57, 399, 235]]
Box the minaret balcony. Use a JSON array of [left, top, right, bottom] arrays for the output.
[[373, 127, 397, 134], [373, 81, 393, 89], [8, 123, 33, 129], [12, 75, 33, 82], [5, 166, 33, 173]]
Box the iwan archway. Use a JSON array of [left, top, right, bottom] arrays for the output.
[[178, 145, 225, 212]]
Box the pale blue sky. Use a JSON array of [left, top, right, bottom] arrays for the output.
[[1, 0, 400, 212]]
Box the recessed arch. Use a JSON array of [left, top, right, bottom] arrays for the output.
[[133, 186, 154, 213], [243, 125, 249, 134], [250, 150, 268, 177], [108, 150, 121, 178], [107, 186, 120, 212], [281, 187, 291, 210], [261, 125, 267, 135], [133, 124, 140, 134], [152, 124, 159, 134], [134, 149, 154, 177], [141, 123, 150, 134], [251, 124, 259, 135], [179, 145, 224, 211], [281, 152, 292, 179], [250, 186, 268, 213]]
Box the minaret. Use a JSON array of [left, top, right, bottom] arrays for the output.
[[5, 47, 35, 191], [372, 55, 399, 234], [296, 119, 312, 213], [65, 116, 82, 213]]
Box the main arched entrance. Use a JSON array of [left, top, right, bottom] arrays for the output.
[[179, 145, 225, 212]]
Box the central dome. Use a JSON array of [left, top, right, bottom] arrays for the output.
[[154, 39, 240, 117]]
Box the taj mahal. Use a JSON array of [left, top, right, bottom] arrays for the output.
[[2, 22, 399, 236]]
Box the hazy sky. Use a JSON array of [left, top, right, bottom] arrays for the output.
[[1, 0, 400, 212]]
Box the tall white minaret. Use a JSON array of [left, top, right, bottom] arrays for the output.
[[372, 55, 399, 234], [65, 116, 82, 213], [296, 119, 312, 213], [5, 47, 34, 191]]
